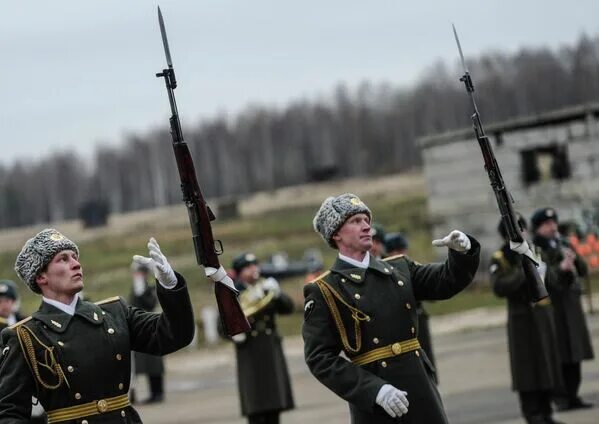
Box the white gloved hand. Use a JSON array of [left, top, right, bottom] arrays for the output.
[[376, 384, 409, 418], [132, 238, 177, 289], [204, 266, 237, 291], [432, 230, 471, 252], [261, 277, 281, 298], [232, 333, 247, 344]]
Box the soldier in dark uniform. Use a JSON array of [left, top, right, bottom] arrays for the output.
[[531, 208, 595, 411], [230, 253, 295, 424], [369, 223, 386, 259], [0, 229, 195, 423], [303, 193, 480, 424], [128, 262, 165, 404], [385, 232, 437, 384], [0, 279, 25, 327], [490, 214, 564, 424]]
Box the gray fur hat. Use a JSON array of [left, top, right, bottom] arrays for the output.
[[14, 229, 79, 294], [313, 193, 372, 248]]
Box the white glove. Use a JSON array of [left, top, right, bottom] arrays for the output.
[[432, 230, 471, 252], [132, 238, 177, 289], [261, 277, 281, 298], [231, 333, 247, 344], [376, 384, 409, 418], [204, 266, 237, 291]]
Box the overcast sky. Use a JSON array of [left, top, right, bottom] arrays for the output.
[[1, 0, 598, 165]]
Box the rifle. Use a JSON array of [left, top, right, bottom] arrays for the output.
[[452, 25, 548, 302], [155, 7, 250, 335]]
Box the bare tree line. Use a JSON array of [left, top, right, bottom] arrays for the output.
[[1, 35, 599, 229]]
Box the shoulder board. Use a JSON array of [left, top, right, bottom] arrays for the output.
[[383, 254, 405, 262], [95, 296, 121, 306], [0, 317, 7, 325], [8, 316, 33, 330], [309, 270, 331, 284], [492, 250, 504, 260]]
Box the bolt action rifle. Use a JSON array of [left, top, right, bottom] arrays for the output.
[[452, 25, 548, 302], [155, 7, 250, 335]]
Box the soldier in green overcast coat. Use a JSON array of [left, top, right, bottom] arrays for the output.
[[491, 214, 563, 424], [0, 229, 195, 423], [532, 207, 594, 411], [303, 193, 480, 424], [230, 253, 295, 424]]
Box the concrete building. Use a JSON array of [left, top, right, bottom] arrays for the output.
[[419, 103, 599, 269]]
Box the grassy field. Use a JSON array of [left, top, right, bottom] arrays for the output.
[[2, 172, 598, 339]]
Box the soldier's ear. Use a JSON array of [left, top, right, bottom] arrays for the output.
[[36, 273, 48, 287]]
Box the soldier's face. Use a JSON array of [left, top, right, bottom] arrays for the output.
[[536, 220, 558, 239], [36, 250, 84, 298], [239, 264, 260, 284], [333, 213, 373, 253], [370, 240, 385, 258], [0, 297, 14, 318]]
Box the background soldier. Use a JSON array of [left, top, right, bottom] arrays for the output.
[[129, 261, 165, 404], [369, 223, 386, 259], [230, 253, 295, 424], [303, 193, 480, 424], [385, 232, 437, 383], [491, 215, 564, 424], [0, 229, 195, 422], [0, 279, 24, 328], [531, 208, 595, 411]]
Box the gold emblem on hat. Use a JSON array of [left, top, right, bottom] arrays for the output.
[[49, 232, 65, 241], [546, 209, 554, 217], [51, 320, 62, 328], [350, 198, 363, 206], [245, 253, 256, 262]]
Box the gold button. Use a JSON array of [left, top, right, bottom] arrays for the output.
[[341, 278, 346, 283], [384, 268, 389, 273], [381, 361, 387, 368], [119, 383, 124, 390], [366, 316, 371, 322], [58, 341, 64, 347], [116, 354, 122, 361], [406, 303, 412, 310], [121, 411, 126, 417], [411, 327, 415, 334], [391, 342, 402, 355], [102, 311, 106, 315], [107, 328, 115, 334], [82, 421, 88, 424], [398, 280, 404, 286], [75, 393, 81, 400], [415, 351, 420, 357], [67, 365, 74, 373], [373, 337, 380, 344], [265, 328, 272, 335], [251, 330, 258, 337], [97, 399, 108, 413], [354, 293, 361, 300]]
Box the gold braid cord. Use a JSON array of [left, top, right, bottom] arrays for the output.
[[315, 279, 370, 353], [17, 326, 69, 391]]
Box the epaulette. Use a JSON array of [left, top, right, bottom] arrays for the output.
[[309, 270, 331, 284], [492, 250, 504, 260], [382, 254, 405, 262], [0, 316, 7, 325], [8, 316, 32, 330], [95, 296, 121, 306]]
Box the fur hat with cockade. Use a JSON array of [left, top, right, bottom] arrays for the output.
[[14, 229, 79, 294]]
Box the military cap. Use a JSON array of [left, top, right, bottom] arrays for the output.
[[385, 232, 409, 253], [232, 252, 259, 274], [531, 207, 558, 232], [371, 223, 386, 243], [0, 280, 17, 300], [498, 213, 528, 239], [313, 193, 372, 248], [14, 229, 79, 294]]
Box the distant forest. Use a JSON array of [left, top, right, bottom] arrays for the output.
[[2, 35, 599, 229]]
